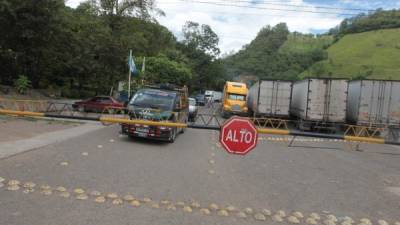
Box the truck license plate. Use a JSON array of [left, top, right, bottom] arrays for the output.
[[136, 128, 149, 133], [137, 132, 147, 137]]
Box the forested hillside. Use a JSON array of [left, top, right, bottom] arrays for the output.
[[0, 0, 225, 97], [222, 23, 330, 81], [329, 9, 400, 38], [302, 28, 400, 79], [223, 9, 400, 81]]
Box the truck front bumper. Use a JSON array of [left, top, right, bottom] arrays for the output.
[[121, 123, 173, 141]]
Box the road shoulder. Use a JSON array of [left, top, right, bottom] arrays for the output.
[[0, 122, 104, 159]]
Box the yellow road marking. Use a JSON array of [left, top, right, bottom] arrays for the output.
[[217, 209, 229, 217], [0, 177, 396, 224], [254, 213, 267, 221], [94, 196, 106, 203]]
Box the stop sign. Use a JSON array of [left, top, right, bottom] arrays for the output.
[[220, 116, 258, 155]]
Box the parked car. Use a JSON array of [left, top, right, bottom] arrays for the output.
[[195, 94, 205, 106], [72, 96, 124, 113], [188, 98, 198, 121]]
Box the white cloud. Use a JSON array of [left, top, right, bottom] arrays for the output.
[[156, 0, 343, 53], [64, 0, 361, 53], [65, 0, 84, 8]]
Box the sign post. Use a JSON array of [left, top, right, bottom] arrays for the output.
[[220, 117, 258, 155]]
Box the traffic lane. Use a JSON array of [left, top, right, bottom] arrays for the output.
[[0, 125, 219, 201], [0, 125, 259, 225], [192, 104, 225, 127], [1, 190, 248, 225], [214, 134, 400, 219], [0, 126, 399, 224]]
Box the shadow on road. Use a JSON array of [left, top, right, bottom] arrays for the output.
[[119, 135, 170, 146], [288, 145, 343, 151]]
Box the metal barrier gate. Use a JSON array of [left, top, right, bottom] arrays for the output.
[[1, 108, 399, 146]]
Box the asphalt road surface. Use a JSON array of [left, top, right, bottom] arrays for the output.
[[1, 118, 400, 225]]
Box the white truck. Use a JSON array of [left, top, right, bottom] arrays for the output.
[[204, 90, 222, 102], [247, 80, 292, 117]]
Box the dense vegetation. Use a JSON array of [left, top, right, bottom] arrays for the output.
[[1, 1, 399, 97], [329, 9, 400, 38], [302, 28, 400, 79], [0, 0, 225, 97], [222, 23, 331, 81], [223, 9, 400, 82]]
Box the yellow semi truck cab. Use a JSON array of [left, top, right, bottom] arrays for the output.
[[222, 81, 248, 118]]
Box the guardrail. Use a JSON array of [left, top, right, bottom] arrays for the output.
[[0, 109, 399, 146], [0, 98, 48, 112]]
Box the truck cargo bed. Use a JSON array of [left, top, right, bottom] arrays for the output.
[[247, 80, 292, 117], [290, 78, 348, 123], [347, 80, 400, 127]]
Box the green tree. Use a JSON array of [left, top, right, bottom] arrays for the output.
[[14, 75, 31, 94], [0, 0, 65, 87], [137, 55, 192, 85], [182, 21, 220, 58]]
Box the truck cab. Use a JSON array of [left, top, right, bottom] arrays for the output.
[[121, 84, 189, 142], [222, 82, 248, 118]]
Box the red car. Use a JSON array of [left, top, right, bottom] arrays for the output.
[[72, 96, 124, 113]]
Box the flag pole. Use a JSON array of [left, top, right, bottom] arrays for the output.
[[128, 49, 132, 99], [141, 56, 146, 85]]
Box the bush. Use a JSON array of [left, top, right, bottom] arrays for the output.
[[14, 75, 31, 94]]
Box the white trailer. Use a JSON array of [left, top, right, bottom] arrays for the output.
[[347, 80, 400, 126], [290, 79, 348, 129], [204, 90, 222, 102], [204, 90, 213, 101], [247, 80, 292, 117], [213, 91, 222, 102]]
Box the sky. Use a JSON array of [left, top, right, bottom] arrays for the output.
[[65, 0, 400, 54]]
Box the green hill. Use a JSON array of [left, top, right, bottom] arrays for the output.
[[222, 24, 330, 81], [302, 28, 400, 80], [279, 33, 333, 54]]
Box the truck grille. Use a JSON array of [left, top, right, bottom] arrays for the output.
[[232, 105, 241, 111]]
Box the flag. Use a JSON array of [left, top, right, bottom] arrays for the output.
[[128, 50, 138, 76], [141, 56, 146, 73]]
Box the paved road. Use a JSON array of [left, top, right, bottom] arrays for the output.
[[1, 121, 400, 225]]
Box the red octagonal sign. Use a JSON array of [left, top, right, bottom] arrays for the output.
[[220, 116, 258, 155]]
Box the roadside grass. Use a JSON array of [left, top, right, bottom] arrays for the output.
[[301, 28, 400, 79]]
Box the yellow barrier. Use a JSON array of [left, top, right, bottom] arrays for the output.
[[0, 109, 394, 146], [0, 109, 44, 117], [344, 136, 385, 144], [257, 128, 290, 135], [100, 117, 188, 128]]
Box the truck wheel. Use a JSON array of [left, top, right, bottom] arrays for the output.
[[168, 128, 177, 143], [221, 110, 229, 119]]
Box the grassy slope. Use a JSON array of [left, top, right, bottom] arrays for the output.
[[280, 33, 333, 54], [302, 28, 400, 79]]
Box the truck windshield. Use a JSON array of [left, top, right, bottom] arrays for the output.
[[130, 90, 175, 111], [228, 94, 245, 101]]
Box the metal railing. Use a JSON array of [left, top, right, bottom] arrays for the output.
[[0, 108, 399, 146]]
